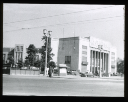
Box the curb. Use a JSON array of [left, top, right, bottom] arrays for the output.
[[3, 74, 124, 81]]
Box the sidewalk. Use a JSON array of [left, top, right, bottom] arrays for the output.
[[3, 74, 124, 81], [52, 75, 124, 81]]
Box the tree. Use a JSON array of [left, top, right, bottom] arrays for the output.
[[25, 44, 38, 66], [49, 61, 56, 69], [7, 55, 14, 67], [24, 59, 30, 67], [34, 60, 41, 68], [117, 58, 124, 74], [40, 36, 54, 72]]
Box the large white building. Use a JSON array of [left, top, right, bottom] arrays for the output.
[[57, 36, 117, 75], [3, 36, 117, 75]]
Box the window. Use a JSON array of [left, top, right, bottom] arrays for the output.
[[82, 56, 87, 61], [16, 46, 20, 51], [82, 45, 87, 49], [65, 56, 71, 64], [111, 52, 115, 55], [111, 61, 115, 65], [21, 46, 23, 51], [111, 57, 115, 59], [82, 51, 87, 55]]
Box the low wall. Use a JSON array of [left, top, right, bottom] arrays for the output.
[[10, 69, 40, 75], [3, 69, 10, 74]]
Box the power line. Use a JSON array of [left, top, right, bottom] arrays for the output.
[[3, 6, 117, 25], [22, 15, 124, 28], [3, 15, 123, 33]]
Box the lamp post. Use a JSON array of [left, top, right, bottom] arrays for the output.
[[43, 29, 52, 76], [98, 45, 103, 78]]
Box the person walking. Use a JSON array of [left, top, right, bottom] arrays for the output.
[[48, 67, 53, 77]]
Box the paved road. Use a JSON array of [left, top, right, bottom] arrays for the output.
[[3, 75, 124, 96]]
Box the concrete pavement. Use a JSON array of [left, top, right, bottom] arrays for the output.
[[3, 74, 124, 81], [3, 74, 124, 96]]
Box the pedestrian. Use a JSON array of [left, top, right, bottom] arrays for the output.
[[48, 67, 53, 77], [46, 68, 49, 76], [121, 73, 123, 77]]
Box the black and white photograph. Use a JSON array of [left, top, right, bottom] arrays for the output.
[[3, 4, 124, 96]]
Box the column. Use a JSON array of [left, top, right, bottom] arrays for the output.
[[106, 53, 108, 74], [21, 52, 23, 61], [15, 52, 17, 64], [97, 51, 99, 72], [90, 50, 92, 72], [91, 50, 93, 73], [108, 52, 111, 77], [16, 52, 18, 63], [17, 52, 19, 62], [19, 52, 21, 59], [94, 51, 96, 73], [103, 52, 104, 73], [99, 51, 101, 77], [104, 53, 106, 73]]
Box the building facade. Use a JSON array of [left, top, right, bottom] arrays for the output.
[[3, 36, 117, 75], [3, 38, 58, 65], [57, 36, 117, 75]]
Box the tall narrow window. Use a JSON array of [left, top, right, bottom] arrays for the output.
[[65, 56, 71, 64], [21, 46, 23, 51], [17, 46, 20, 51], [82, 56, 87, 61], [82, 45, 87, 49]]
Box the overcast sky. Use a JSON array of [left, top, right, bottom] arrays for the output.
[[3, 4, 124, 59]]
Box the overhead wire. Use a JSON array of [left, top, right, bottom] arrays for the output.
[[3, 15, 123, 33], [3, 5, 117, 25]]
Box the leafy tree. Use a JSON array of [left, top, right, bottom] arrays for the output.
[[40, 36, 54, 71], [25, 44, 38, 66], [7, 55, 14, 67], [34, 60, 41, 68], [49, 61, 56, 69], [117, 58, 124, 74], [24, 59, 30, 67]]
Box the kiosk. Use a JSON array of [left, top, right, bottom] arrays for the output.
[[58, 64, 67, 76]]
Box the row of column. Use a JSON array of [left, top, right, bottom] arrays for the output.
[[90, 50, 109, 74], [15, 52, 23, 63]]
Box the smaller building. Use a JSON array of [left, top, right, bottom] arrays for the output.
[[3, 44, 42, 65]]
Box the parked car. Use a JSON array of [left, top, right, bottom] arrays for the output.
[[21, 67, 28, 70], [3, 67, 7, 69], [80, 72, 94, 77], [113, 73, 117, 76], [30, 66, 39, 70]]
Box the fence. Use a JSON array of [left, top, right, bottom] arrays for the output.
[[10, 68, 40, 75]]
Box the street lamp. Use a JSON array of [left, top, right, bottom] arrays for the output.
[[98, 45, 103, 78], [43, 29, 52, 76]]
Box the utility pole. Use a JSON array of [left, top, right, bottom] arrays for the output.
[[43, 29, 52, 76]]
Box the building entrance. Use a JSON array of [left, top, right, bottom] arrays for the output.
[[90, 50, 109, 75]]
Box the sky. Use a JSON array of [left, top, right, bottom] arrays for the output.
[[3, 4, 124, 59]]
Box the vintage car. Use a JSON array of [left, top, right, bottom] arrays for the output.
[[30, 66, 39, 70], [21, 67, 28, 70], [80, 72, 94, 77]]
